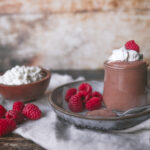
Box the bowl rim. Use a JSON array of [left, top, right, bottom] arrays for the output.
[[49, 80, 150, 121], [0, 67, 51, 87]]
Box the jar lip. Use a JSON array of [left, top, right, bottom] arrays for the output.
[[104, 60, 148, 70]]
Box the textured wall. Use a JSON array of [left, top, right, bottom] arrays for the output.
[[0, 0, 150, 71]]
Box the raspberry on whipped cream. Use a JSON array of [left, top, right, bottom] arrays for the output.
[[125, 40, 139, 52], [108, 40, 142, 62]]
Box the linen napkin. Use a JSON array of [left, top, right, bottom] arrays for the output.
[[0, 73, 150, 150]]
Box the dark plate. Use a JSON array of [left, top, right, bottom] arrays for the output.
[[49, 80, 150, 130]]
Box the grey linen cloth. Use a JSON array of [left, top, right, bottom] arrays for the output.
[[0, 73, 150, 150]]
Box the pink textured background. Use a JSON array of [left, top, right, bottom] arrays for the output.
[[0, 0, 150, 70]]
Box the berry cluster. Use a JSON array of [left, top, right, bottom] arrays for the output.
[[0, 101, 41, 136], [65, 83, 103, 112]]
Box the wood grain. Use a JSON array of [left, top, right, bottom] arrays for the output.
[[0, 0, 150, 14], [0, 134, 44, 150], [0, 0, 150, 70]]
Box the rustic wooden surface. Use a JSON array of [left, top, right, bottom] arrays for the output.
[[0, 69, 150, 150], [0, 0, 150, 14], [0, 134, 44, 150], [0, 0, 150, 71]]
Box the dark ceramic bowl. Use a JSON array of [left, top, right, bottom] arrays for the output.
[[0, 68, 51, 102], [49, 80, 150, 130]]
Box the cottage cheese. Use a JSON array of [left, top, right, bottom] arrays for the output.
[[0, 66, 43, 85]]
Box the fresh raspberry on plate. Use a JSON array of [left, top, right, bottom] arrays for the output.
[[78, 83, 92, 93], [22, 104, 42, 120], [85, 97, 101, 111], [77, 91, 88, 100], [84, 93, 92, 104], [13, 101, 25, 112], [5, 110, 24, 124], [65, 88, 77, 102], [125, 40, 140, 52], [69, 95, 83, 112], [0, 118, 16, 136], [92, 91, 103, 100], [0, 105, 7, 118]]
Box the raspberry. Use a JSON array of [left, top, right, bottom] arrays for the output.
[[65, 88, 77, 102], [77, 91, 88, 100], [0, 105, 7, 118], [77, 91, 91, 104], [13, 101, 25, 112], [5, 110, 24, 124], [0, 118, 16, 136], [22, 104, 41, 120], [69, 95, 83, 112], [92, 91, 103, 100], [78, 83, 92, 93], [84, 93, 92, 104], [85, 97, 101, 111], [125, 40, 140, 52]]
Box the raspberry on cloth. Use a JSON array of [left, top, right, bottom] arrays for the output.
[[0, 118, 16, 136], [13, 101, 25, 112], [5, 110, 24, 124], [0, 105, 7, 118], [22, 104, 42, 120]]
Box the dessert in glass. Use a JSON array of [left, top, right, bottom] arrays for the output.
[[103, 40, 149, 111]]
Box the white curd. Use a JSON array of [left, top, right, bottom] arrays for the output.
[[0, 66, 43, 85]]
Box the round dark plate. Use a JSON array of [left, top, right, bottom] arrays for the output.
[[49, 80, 150, 130]]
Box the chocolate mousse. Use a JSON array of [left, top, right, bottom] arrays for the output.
[[103, 40, 148, 111], [86, 108, 117, 117]]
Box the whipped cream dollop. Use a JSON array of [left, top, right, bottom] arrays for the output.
[[0, 66, 43, 85], [108, 47, 141, 62]]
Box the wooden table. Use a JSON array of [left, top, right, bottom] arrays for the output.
[[0, 70, 149, 150]]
